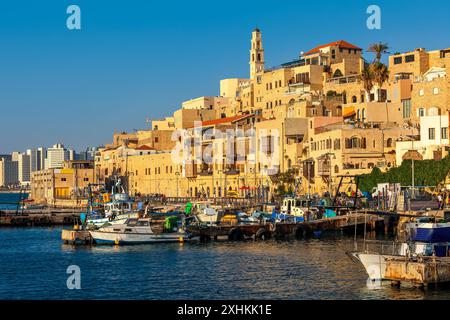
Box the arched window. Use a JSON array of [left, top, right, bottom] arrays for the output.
[[288, 107, 295, 118], [336, 106, 342, 116], [352, 96, 357, 103], [386, 138, 393, 148], [362, 108, 366, 122], [333, 69, 343, 78], [334, 165, 339, 174]]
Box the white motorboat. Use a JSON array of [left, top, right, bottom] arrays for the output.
[[89, 217, 189, 245], [190, 202, 220, 225]]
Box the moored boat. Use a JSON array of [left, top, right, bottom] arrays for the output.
[[89, 216, 189, 245], [351, 221, 450, 281]]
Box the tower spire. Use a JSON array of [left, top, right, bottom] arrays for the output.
[[249, 28, 264, 80]]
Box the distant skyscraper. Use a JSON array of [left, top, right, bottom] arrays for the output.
[[11, 151, 21, 162], [27, 148, 42, 172], [76, 147, 98, 161], [17, 153, 31, 185], [68, 149, 76, 161], [45, 143, 69, 169], [37, 147, 46, 171], [0, 157, 19, 187]]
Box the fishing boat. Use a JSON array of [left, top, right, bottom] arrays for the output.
[[86, 179, 140, 228], [351, 221, 450, 280], [89, 216, 189, 245], [187, 201, 220, 225]]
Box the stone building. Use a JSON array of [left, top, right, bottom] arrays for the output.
[[30, 160, 95, 207]]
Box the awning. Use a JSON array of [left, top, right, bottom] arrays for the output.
[[343, 106, 355, 118]]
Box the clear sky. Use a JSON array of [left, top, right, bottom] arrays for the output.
[[0, 0, 449, 153]]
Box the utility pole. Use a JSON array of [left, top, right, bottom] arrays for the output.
[[411, 133, 415, 200], [175, 172, 180, 198]]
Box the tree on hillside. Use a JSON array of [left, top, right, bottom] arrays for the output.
[[361, 65, 374, 102], [367, 42, 389, 62], [371, 62, 390, 103]]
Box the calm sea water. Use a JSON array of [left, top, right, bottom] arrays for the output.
[[1, 226, 450, 300], [0, 192, 28, 210]]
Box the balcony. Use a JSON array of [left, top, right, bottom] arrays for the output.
[[326, 74, 360, 85], [224, 166, 240, 175], [198, 163, 213, 176], [317, 161, 331, 176]]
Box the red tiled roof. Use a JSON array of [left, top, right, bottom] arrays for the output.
[[190, 114, 252, 128], [135, 145, 154, 150], [303, 40, 361, 56]]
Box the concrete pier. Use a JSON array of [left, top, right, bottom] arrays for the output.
[[61, 229, 93, 245]]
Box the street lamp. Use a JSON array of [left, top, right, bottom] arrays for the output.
[[218, 169, 223, 197], [175, 172, 180, 198], [303, 158, 316, 200], [323, 152, 336, 195]]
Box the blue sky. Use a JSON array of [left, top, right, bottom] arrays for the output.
[[0, 0, 449, 153]]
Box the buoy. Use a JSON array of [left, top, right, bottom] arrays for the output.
[[178, 237, 184, 243], [114, 238, 120, 245]]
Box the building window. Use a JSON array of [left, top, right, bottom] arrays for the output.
[[394, 57, 402, 64], [405, 55, 415, 63], [433, 87, 439, 95], [402, 99, 411, 118], [418, 108, 425, 117], [61, 178, 66, 182], [429, 128, 436, 140], [441, 127, 448, 140], [84, 178, 89, 182], [386, 138, 393, 148], [419, 89, 424, 96]]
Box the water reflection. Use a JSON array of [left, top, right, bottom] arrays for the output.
[[1, 227, 450, 299]]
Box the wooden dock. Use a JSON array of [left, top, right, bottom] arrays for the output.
[[273, 213, 386, 239], [186, 223, 273, 241], [0, 208, 82, 226]]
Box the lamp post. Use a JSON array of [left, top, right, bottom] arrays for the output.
[[304, 159, 314, 200], [218, 169, 223, 198], [175, 172, 180, 198], [323, 152, 336, 195]]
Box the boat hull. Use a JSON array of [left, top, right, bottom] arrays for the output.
[[89, 230, 188, 245], [351, 252, 388, 280], [413, 223, 450, 243]]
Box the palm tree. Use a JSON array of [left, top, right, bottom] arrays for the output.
[[367, 42, 389, 62], [360, 65, 374, 102], [371, 62, 390, 101]]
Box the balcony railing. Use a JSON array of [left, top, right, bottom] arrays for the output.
[[326, 74, 360, 85]]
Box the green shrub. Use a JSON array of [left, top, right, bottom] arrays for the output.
[[358, 156, 450, 192]]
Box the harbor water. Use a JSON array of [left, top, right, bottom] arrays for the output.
[[0, 192, 28, 211], [1, 226, 450, 300]]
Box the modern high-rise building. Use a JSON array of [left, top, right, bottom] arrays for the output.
[[37, 147, 46, 171], [16, 153, 31, 185], [45, 143, 70, 169], [0, 157, 19, 187], [26, 148, 43, 172], [76, 147, 98, 161], [68, 149, 76, 161]]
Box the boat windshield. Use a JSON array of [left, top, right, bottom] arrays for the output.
[[134, 220, 149, 226], [125, 219, 138, 225]]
